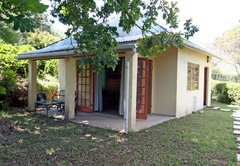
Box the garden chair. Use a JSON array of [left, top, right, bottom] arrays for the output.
[[52, 90, 78, 116], [52, 90, 65, 112]]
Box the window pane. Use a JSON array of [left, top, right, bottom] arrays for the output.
[[187, 62, 199, 90]]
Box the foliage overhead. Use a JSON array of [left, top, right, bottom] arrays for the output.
[[0, 0, 48, 32], [22, 29, 61, 49], [0, 22, 20, 44], [213, 26, 240, 78], [51, 0, 199, 72], [0, 12, 63, 46]]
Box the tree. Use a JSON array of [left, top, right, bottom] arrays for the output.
[[0, 22, 20, 44], [0, 0, 48, 32], [0, 12, 64, 45], [51, 0, 199, 72], [213, 26, 240, 78], [21, 29, 61, 49]]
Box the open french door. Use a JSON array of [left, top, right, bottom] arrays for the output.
[[76, 65, 92, 112], [136, 58, 152, 119]]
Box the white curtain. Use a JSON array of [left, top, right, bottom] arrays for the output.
[[93, 73, 99, 111], [119, 59, 125, 115]]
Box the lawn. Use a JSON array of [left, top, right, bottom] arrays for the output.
[[211, 100, 240, 111], [0, 107, 237, 165]]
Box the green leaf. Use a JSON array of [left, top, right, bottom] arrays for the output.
[[0, 86, 6, 95], [50, 0, 198, 70]]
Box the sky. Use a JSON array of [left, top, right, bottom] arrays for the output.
[[43, 0, 240, 45], [167, 0, 240, 44]]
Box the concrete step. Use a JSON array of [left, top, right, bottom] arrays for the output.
[[233, 113, 240, 118], [234, 118, 240, 122], [236, 137, 240, 142], [234, 130, 240, 135], [238, 154, 240, 161], [234, 121, 240, 125], [220, 109, 231, 112], [234, 125, 240, 130], [233, 110, 240, 113]]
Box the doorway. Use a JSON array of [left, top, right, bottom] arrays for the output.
[[76, 58, 152, 119], [203, 67, 208, 105], [99, 59, 123, 115]]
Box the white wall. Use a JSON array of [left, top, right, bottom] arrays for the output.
[[176, 47, 212, 118], [151, 46, 178, 116]]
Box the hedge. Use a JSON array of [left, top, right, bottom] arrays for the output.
[[212, 80, 240, 105], [212, 73, 240, 83]]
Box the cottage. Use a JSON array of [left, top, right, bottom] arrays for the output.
[[15, 18, 221, 132]]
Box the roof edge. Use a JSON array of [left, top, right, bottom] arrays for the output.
[[183, 40, 222, 60], [15, 42, 137, 60]]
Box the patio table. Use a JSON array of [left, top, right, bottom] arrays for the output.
[[35, 100, 62, 116]]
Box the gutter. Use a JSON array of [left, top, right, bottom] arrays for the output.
[[15, 50, 75, 60], [124, 46, 137, 134], [15, 42, 137, 60]]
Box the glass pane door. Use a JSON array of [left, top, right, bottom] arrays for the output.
[[76, 65, 92, 112], [136, 58, 148, 119]]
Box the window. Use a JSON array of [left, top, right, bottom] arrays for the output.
[[187, 62, 199, 90]]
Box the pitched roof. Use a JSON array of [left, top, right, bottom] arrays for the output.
[[15, 17, 221, 60]]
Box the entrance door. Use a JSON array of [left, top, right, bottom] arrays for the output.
[[136, 58, 152, 119], [76, 65, 92, 112], [203, 67, 208, 105]]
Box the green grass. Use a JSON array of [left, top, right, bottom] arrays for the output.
[[0, 108, 237, 165], [211, 100, 240, 110]]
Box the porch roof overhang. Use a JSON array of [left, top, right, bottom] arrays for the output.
[[15, 38, 221, 61], [15, 40, 138, 60]]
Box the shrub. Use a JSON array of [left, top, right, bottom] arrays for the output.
[[212, 82, 231, 104], [0, 69, 19, 110], [227, 83, 240, 105], [0, 43, 58, 78], [37, 59, 58, 77], [0, 43, 35, 76], [37, 74, 58, 100], [212, 80, 240, 105]]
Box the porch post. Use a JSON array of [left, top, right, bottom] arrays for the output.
[[58, 59, 66, 91], [124, 51, 138, 131], [28, 60, 37, 110], [64, 57, 76, 120]]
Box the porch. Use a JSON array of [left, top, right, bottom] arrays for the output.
[[37, 109, 175, 132]]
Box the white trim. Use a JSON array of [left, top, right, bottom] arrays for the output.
[[183, 40, 222, 60]]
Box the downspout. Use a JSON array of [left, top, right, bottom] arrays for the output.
[[124, 46, 136, 134]]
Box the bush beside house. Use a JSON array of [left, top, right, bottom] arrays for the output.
[[0, 42, 58, 110], [212, 80, 240, 105], [37, 74, 58, 100]]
